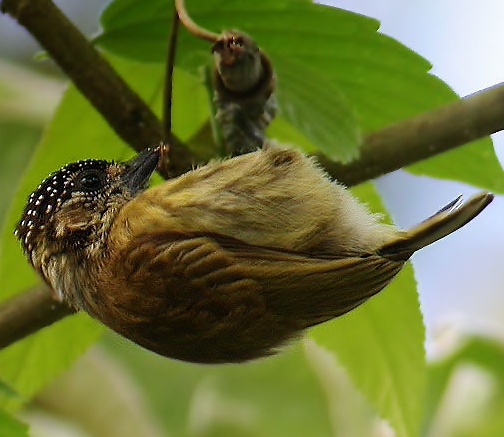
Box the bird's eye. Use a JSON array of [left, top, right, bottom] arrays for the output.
[[75, 170, 105, 192]]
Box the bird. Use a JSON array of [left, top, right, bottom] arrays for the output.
[[16, 145, 493, 363]]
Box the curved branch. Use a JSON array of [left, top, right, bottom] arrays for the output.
[[175, 0, 219, 42]]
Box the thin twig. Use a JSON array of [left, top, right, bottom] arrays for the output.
[[175, 0, 219, 42], [163, 3, 180, 141]]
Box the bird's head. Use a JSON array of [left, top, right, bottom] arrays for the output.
[[15, 147, 161, 273]]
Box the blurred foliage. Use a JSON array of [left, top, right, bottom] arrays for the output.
[[0, 122, 40, 226], [0, 0, 503, 436], [103, 335, 332, 437], [423, 336, 504, 437], [0, 407, 28, 437]]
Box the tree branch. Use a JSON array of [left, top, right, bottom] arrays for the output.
[[163, 3, 180, 141], [175, 0, 219, 42], [0, 285, 74, 349]]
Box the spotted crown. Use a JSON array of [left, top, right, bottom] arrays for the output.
[[15, 159, 109, 254]]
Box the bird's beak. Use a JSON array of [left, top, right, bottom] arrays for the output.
[[122, 147, 161, 193]]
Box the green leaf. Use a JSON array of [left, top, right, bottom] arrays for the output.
[[0, 408, 28, 437], [169, 68, 211, 143], [407, 141, 504, 193], [0, 123, 40, 228], [0, 314, 102, 412], [310, 183, 426, 437], [0, 380, 18, 401], [274, 57, 360, 162]]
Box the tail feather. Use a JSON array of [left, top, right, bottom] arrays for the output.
[[379, 192, 493, 260]]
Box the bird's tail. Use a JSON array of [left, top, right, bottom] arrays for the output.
[[379, 192, 493, 260]]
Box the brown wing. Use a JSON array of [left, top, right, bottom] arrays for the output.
[[106, 232, 299, 363], [213, 235, 405, 327], [105, 231, 404, 363]]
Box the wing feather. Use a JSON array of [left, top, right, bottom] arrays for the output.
[[120, 232, 405, 329]]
